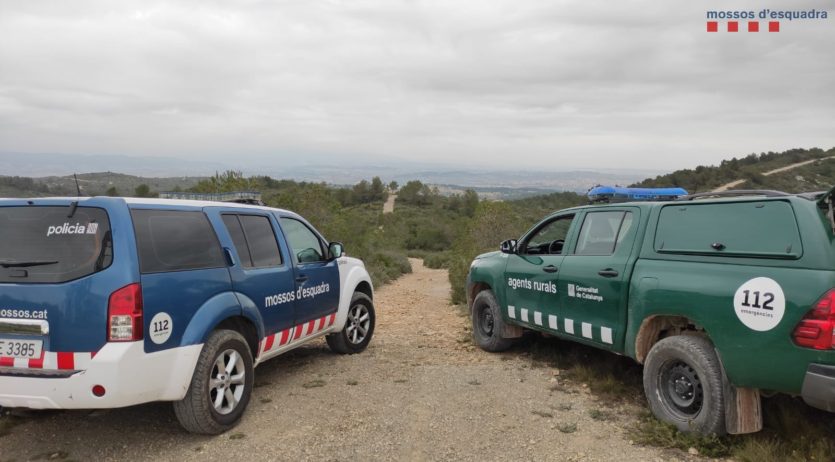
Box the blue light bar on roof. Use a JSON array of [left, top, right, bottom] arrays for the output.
[[587, 186, 688, 203]]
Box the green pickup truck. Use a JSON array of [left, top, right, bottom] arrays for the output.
[[466, 189, 835, 435]]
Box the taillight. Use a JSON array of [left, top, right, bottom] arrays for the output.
[[793, 289, 835, 350], [108, 283, 143, 341]]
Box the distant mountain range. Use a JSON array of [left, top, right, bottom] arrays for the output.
[[0, 152, 659, 193]]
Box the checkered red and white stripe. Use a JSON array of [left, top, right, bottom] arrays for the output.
[[258, 313, 336, 357], [0, 351, 95, 370]]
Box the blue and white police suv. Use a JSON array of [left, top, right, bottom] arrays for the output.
[[0, 197, 375, 434]]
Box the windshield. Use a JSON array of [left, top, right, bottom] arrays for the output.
[[0, 206, 113, 283]]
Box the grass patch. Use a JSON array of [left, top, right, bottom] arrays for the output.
[[229, 433, 246, 440], [548, 382, 576, 394], [393, 379, 407, 384], [522, 336, 643, 402], [557, 423, 577, 434], [588, 409, 613, 421], [302, 379, 326, 389], [628, 411, 732, 458], [520, 335, 835, 460], [556, 403, 573, 411], [629, 396, 835, 460], [347, 380, 359, 386], [531, 410, 554, 418]]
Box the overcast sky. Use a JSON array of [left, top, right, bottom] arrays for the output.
[[0, 0, 833, 171]]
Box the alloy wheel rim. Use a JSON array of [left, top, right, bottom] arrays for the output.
[[346, 303, 371, 344], [209, 349, 246, 415]]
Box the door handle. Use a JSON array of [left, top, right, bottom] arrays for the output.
[[296, 275, 309, 284], [223, 248, 235, 267], [598, 268, 619, 278], [542, 265, 558, 273]]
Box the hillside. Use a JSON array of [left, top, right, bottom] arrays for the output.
[[0, 172, 204, 198], [735, 156, 835, 193], [633, 147, 834, 193]]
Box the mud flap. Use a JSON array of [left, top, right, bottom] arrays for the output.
[[721, 360, 763, 434], [501, 323, 524, 339]]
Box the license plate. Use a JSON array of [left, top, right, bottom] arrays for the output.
[[0, 338, 43, 360]]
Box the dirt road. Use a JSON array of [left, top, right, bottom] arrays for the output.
[[712, 156, 835, 192], [383, 194, 397, 214], [0, 260, 689, 461]]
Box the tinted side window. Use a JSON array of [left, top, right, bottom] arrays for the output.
[[239, 215, 282, 267], [279, 218, 325, 263], [655, 201, 802, 258], [222, 214, 253, 267], [131, 210, 225, 273], [524, 215, 574, 255], [575, 211, 629, 256]]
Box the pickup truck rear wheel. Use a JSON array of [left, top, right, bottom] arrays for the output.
[[472, 290, 514, 352], [173, 329, 254, 434], [327, 292, 375, 354], [643, 335, 726, 435]]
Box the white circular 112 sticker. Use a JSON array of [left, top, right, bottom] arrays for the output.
[[733, 277, 785, 331], [149, 312, 173, 344]]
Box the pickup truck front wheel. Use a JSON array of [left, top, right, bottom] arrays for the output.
[[472, 290, 514, 352], [643, 335, 726, 436]]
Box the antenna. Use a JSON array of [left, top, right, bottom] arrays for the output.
[[73, 173, 82, 196]]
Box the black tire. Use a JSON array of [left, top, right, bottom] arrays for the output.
[[173, 329, 254, 435], [326, 292, 375, 354], [471, 290, 514, 352], [643, 335, 726, 435]]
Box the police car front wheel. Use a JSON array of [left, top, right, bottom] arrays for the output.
[[327, 292, 375, 354], [174, 329, 254, 434]]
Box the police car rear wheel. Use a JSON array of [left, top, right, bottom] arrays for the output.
[[472, 290, 514, 352], [326, 292, 375, 354], [643, 335, 726, 436], [174, 329, 254, 434]]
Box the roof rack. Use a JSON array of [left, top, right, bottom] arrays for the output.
[[158, 191, 264, 205], [677, 190, 790, 201]]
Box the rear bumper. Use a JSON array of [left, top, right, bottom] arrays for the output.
[[801, 363, 835, 412], [0, 342, 202, 409]]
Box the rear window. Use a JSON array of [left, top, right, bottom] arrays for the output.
[[655, 201, 802, 258], [0, 206, 113, 283], [131, 209, 225, 273]]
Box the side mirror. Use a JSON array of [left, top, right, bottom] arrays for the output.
[[500, 239, 517, 254], [329, 241, 345, 259]]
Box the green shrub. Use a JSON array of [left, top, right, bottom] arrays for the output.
[[363, 250, 412, 286], [422, 251, 452, 269]]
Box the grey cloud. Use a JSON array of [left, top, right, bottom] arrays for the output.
[[0, 0, 832, 171]]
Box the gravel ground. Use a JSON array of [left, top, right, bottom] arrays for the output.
[[0, 259, 696, 461]]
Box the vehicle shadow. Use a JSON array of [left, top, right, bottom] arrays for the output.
[[0, 341, 337, 448]]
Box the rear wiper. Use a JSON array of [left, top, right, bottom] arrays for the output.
[[0, 260, 59, 268]]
